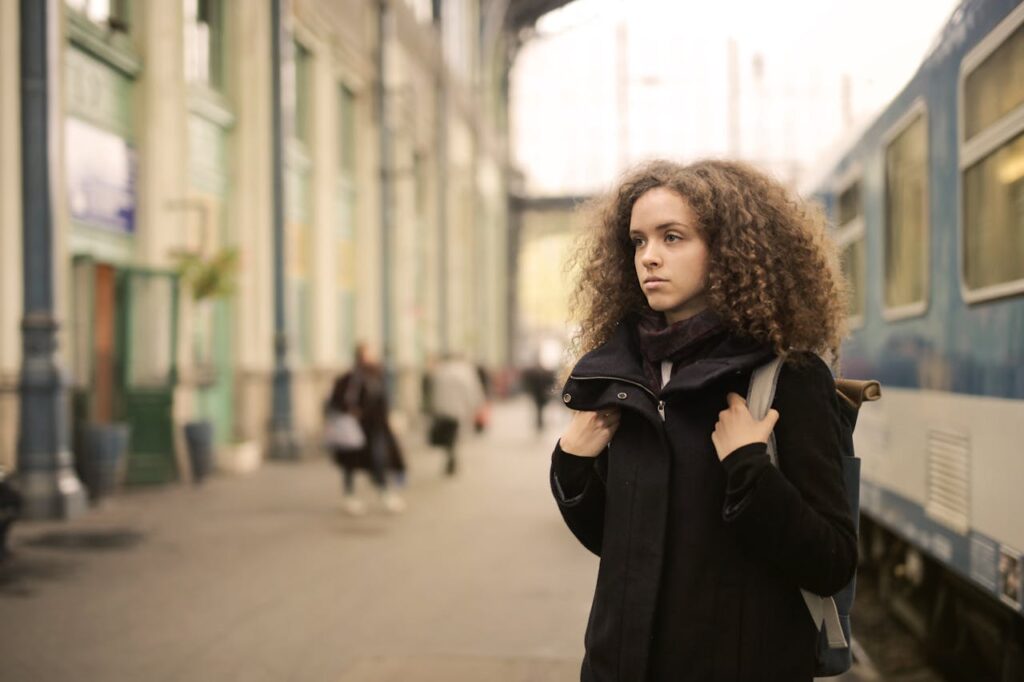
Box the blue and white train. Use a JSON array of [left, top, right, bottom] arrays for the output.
[[810, 0, 1023, 678]]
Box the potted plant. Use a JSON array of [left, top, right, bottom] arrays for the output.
[[171, 247, 239, 484]]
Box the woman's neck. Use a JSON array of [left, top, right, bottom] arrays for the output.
[[664, 303, 708, 326]]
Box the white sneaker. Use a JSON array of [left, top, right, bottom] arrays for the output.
[[380, 491, 406, 514], [341, 496, 368, 516]]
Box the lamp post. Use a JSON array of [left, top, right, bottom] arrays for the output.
[[378, 0, 394, 368], [269, 0, 297, 459], [433, 0, 448, 355], [16, 0, 87, 518]]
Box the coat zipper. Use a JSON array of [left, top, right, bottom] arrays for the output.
[[568, 374, 666, 422]]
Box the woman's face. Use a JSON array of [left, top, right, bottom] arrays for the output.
[[629, 187, 710, 324]]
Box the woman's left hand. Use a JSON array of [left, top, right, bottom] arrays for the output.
[[712, 392, 779, 461]]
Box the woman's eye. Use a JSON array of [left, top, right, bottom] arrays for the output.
[[665, 233, 681, 243], [631, 238, 645, 248]]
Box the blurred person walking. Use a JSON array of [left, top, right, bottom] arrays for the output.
[[428, 354, 485, 477], [550, 160, 857, 681], [521, 361, 556, 433], [473, 363, 492, 433], [325, 343, 406, 514]]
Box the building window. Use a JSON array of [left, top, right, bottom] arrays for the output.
[[293, 41, 311, 144], [184, 0, 224, 90], [442, 0, 470, 82], [339, 85, 356, 176], [961, 10, 1024, 298], [336, 85, 358, 362], [883, 110, 929, 314], [66, 0, 129, 30], [837, 180, 866, 322]]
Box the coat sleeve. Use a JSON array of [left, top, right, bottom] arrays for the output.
[[550, 442, 607, 556], [720, 354, 858, 596], [326, 375, 348, 413]]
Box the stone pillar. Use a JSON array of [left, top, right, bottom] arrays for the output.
[[134, 0, 187, 269], [229, 0, 273, 445], [1, 0, 24, 473]]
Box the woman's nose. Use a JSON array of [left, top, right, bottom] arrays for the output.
[[641, 245, 661, 267]]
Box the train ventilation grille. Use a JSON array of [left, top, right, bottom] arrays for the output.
[[925, 428, 970, 534]]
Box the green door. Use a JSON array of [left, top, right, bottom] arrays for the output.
[[118, 269, 180, 484]]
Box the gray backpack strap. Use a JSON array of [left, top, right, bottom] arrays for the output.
[[746, 357, 783, 465], [746, 356, 849, 650]]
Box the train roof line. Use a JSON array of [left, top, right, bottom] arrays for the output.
[[798, 0, 969, 197]]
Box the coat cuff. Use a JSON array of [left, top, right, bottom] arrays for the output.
[[552, 442, 595, 503], [721, 443, 771, 520]]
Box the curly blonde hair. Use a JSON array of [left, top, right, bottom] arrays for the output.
[[566, 159, 848, 367]]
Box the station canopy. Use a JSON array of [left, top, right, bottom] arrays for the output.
[[504, 0, 577, 31]]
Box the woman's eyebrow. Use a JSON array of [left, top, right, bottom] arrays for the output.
[[629, 221, 690, 235]]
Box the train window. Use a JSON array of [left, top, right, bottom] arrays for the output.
[[963, 131, 1024, 290], [964, 21, 1024, 141], [838, 181, 861, 226], [961, 6, 1024, 300], [841, 238, 866, 320], [837, 181, 866, 323], [884, 110, 928, 315]]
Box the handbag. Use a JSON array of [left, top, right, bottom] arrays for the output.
[[323, 411, 366, 450], [323, 372, 366, 450], [428, 416, 458, 447]]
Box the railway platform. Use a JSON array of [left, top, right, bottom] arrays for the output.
[[0, 398, 928, 681]]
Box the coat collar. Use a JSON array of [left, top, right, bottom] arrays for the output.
[[569, 319, 774, 396]]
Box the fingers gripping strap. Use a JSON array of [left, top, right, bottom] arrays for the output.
[[746, 357, 783, 466]]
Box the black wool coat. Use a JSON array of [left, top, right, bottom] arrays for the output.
[[551, 323, 857, 682]]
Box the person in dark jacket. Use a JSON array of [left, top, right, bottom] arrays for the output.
[[327, 342, 406, 514], [522, 362, 556, 433], [551, 159, 857, 682]]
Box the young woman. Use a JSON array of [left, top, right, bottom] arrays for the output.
[[551, 159, 857, 681]]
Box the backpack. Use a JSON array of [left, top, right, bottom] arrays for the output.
[[747, 357, 881, 677]]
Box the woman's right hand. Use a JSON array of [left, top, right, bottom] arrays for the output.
[[558, 409, 621, 458]]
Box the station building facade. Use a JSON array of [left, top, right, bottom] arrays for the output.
[[0, 0, 527, 481]]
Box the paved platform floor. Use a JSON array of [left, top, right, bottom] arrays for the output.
[[2, 399, 591, 681]]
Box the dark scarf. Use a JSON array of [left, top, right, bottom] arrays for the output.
[[633, 308, 728, 392]]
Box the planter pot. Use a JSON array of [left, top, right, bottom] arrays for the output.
[[184, 420, 215, 484], [0, 472, 22, 559], [80, 422, 130, 502], [218, 440, 261, 475]]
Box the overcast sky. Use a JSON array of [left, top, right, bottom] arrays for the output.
[[511, 0, 962, 195]]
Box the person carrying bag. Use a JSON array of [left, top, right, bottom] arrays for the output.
[[323, 374, 365, 451], [325, 343, 406, 514]]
